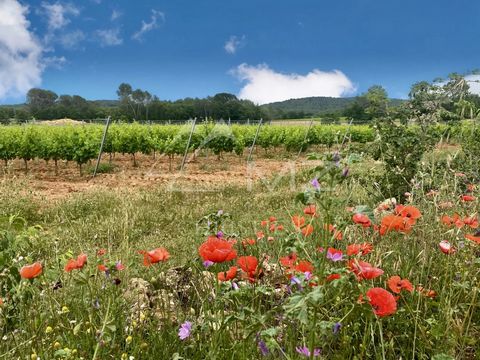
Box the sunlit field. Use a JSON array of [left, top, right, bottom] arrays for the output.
[[0, 118, 479, 360]]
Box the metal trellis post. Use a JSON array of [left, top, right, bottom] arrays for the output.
[[180, 118, 197, 171], [247, 118, 263, 163], [92, 116, 111, 178]]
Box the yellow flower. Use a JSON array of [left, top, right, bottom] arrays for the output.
[[139, 312, 146, 322], [61, 306, 69, 313], [121, 353, 128, 360], [126, 335, 133, 345], [140, 342, 148, 350], [30, 354, 38, 360], [45, 326, 53, 334], [54, 341, 61, 349]]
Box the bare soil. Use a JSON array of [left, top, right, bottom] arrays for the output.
[[1, 151, 316, 200]]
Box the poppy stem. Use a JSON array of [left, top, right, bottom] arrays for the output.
[[92, 297, 112, 360], [377, 319, 386, 360]]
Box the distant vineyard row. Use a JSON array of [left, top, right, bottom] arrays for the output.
[[0, 123, 461, 170]]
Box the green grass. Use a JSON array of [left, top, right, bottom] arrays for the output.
[[0, 150, 478, 359]]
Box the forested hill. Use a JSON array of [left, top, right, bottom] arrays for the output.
[[262, 96, 406, 118]]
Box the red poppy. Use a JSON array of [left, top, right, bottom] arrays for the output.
[[379, 214, 412, 235], [276, 224, 284, 231], [346, 243, 373, 256], [326, 273, 341, 282], [269, 216, 277, 222], [366, 287, 397, 317], [441, 214, 463, 228], [260, 220, 268, 227], [269, 223, 276, 232], [463, 216, 478, 228], [292, 215, 305, 228], [140, 248, 170, 266], [417, 286, 437, 298], [237, 256, 259, 281], [242, 238, 256, 248], [348, 260, 384, 280], [98, 264, 107, 272], [439, 240, 455, 254], [387, 275, 413, 294], [352, 213, 371, 228], [395, 205, 422, 224], [465, 233, 480, 244], [198, 237, 237, 263], [325, 224, 343, 240], [280, 253, 298, 268], [97, 249, 107, 256], [217, 266, 237, 281], [295, 260, 314, 274], [467, 184, 476, 192], [64, 253, 88, 272], [461, 195, 476, 202], [301, 224, 314, 236], [20, 262, 43, 279], [303, 204, 317, 216]]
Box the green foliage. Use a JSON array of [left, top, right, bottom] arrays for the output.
[[371, 121, 436, 200]]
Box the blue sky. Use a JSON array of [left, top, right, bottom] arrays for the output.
[[1, 0, 479, 104]]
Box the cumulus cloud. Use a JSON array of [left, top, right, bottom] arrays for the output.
[[224, 35, 245, 54], [0, 0, 43, 99], [95, 28, 122, 47], [132, 9, 165, 41], [41, 1, 79, 31], [233, 64, 356, 104]]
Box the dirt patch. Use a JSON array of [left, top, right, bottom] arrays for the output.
[[37, 118, 86, 126], [1, 151, 317, 200]]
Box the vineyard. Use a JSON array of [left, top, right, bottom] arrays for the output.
[[0, 122, 474, 175]]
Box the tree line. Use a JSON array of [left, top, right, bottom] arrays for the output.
[[0, 84, 268, 122]]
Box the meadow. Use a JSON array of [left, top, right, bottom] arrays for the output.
[[0, 120, 479, 359]]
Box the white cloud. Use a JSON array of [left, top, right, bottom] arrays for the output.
[[59, 29, 85, 49], [466, 74, 480, 95], [42, 55, 66, 69], [233, 64, 356, 105], [41, 1, 79, 31], [95, 28, 122, 47], [132, 9, 165, 41], [111, 9, 122, 21], [0, 0, 43, 99], [224, 35, 245, 54]]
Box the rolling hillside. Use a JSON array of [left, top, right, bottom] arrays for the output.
[[262, 96, 406, 117]]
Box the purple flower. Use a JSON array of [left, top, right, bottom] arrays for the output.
[[203, 260, 214, 268], [290, 276, 304, 291], [326, 249, 343, 262], [257, 338, 269, 356], [304, 271, 312, 281], [232, 282, 239, 291], [311, 178, 320, 190], [296, 346, 321, 357], [217, 210, 224, 216], [342, 167, 349, 177], [333, 322, 342, 335], [178, 321, 192, 340], [216, 231, 224, 238]]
